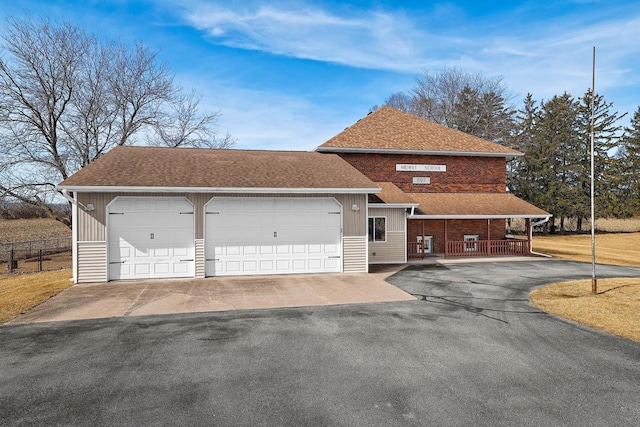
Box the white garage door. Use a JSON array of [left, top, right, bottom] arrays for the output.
[[108, 197, 195, 280], [205, 197, 342, 276]]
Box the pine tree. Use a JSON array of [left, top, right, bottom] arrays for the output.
[[574, 90, 625, 228], [618, 106, 640, 216]]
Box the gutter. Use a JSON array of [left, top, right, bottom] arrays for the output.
[[56, 185, 382, 195], [61, 189, 78, 283], [315, 146, 523, 159], [529, 216, 553, 258]]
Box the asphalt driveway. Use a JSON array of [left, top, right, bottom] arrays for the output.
[[1, 260, 639, 426]]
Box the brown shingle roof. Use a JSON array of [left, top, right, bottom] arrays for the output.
[[317, 106, 521, 157], [408, 193, 550, 218], [373, 182, 418, 205], [58, 146, 379, 191]]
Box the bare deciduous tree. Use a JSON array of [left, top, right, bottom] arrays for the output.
[[384, 67, 515, 143], [0, 16, 234, 226]]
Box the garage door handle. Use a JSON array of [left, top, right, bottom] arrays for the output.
[[180, 259, 194, 262], [328, 256, 341, 259], [206, 259, 219, 261], [180, 212, 194, 215], [109, 261, 126, 264]]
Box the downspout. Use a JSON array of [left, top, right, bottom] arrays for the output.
[[61, 189, 78, 283], [529, 216, 552, 258]]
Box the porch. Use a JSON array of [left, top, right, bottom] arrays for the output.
[[407, 238, 530, 259]]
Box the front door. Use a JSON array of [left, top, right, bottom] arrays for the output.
[[417, 236, 433, 254]]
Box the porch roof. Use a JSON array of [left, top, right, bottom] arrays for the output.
[[371, 182, 419, 206], [408, 193, 551, 219]]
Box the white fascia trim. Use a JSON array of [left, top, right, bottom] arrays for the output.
[[56, 185, 381, 194], [61, 189, 78, 284], [409, 214, 553, 220], [369, 203, 419, 208], [316, 147, 523, 159]]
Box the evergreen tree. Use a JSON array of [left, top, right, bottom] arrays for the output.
[[574, 90, 625, 228], [618, 106, 640, 216]]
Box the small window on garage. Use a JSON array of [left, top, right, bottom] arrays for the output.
[[368, 217, 386, 242]]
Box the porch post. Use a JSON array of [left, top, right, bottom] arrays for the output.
[[487, 219, 491, 256], [421, 219, 425, 259], [526, 218, 532, 255], [444, 219, 448, 258]]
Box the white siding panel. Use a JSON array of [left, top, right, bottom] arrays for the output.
[[343, 236, 368, 273], [195, 239, 205, 278], [77, 241, 107, 283]]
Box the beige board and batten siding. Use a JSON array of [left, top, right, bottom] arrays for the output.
[[368, 207, 407, 264], [77, 192, 366, 240], [75, 192, 368, 280]]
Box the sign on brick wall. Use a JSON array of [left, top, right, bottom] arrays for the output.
[[412, 177, 431, 184], [396, 164, 446, 172]]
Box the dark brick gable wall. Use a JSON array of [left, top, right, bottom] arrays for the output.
[[337, 153, 506, 193], [335, 152, 514, 254]]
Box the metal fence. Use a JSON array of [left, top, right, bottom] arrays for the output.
[[1, 237, 72, 274]]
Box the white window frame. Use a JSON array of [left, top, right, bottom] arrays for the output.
[[464, 234, 479, 252], [368, 216, 387, 242]]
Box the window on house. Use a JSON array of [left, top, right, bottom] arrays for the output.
[[368, 217, 386, 242], [464, 234, 479, 252]]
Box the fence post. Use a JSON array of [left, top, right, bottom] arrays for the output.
[[9, 249, 15, 273], [39, 249, 43, 272]]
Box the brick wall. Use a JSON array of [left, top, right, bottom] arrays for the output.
[[408, 219, 506, 254], [338, 153, 506, 193]]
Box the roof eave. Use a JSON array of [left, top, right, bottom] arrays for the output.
[[56, 185, 382, 194], [409, 214, 552, 220], [316, 146, 523, 159], [369, 203, 419, 208]]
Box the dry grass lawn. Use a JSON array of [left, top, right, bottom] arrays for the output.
[[533, 233, 640, 267], [0, 269, 73, 322], [531, 278, 640, 342], [531, 233, 640, 343]]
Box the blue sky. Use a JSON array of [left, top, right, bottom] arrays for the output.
[[1, 0, 639, 150]]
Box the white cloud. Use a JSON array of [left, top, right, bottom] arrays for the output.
[[175, 0, 640, 130], [179, 78, 354, 151], [179, 1, 640, 104], [182, 2, 430, 72]]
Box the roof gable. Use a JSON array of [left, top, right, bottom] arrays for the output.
[[317, 106, 521, 157], [58, 146, 379, 192]]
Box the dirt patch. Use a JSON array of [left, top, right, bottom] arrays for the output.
[[531, 278, 640, 343]]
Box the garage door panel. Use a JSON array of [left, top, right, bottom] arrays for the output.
[[108, 197, 194, 280], [205, 197, 342, 276]]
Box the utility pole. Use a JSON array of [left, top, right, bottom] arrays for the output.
[[590, 46, 597, 295]]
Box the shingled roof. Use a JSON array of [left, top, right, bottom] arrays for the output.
[[317, 106, 522, 157], [58, 146, 380, 192], [408, 193, 551, 219], [371, 182, 418, 206]]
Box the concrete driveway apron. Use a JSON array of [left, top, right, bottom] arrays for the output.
[[7, 265, 414, 324]]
